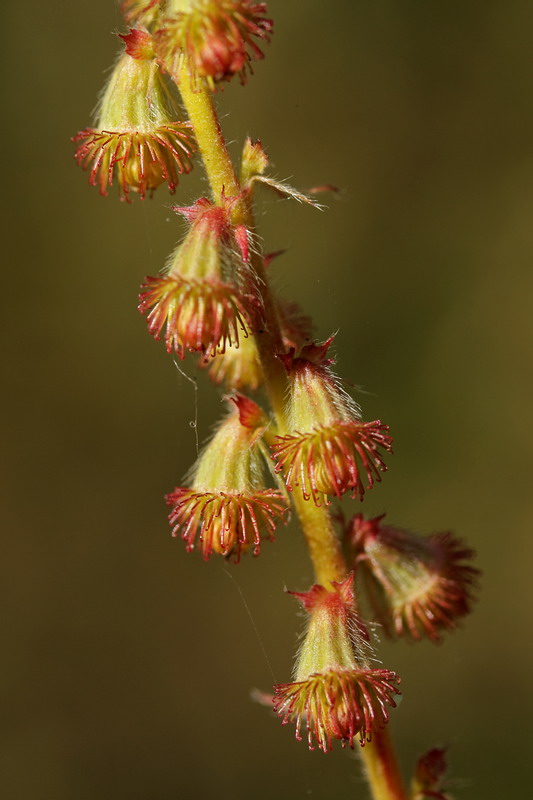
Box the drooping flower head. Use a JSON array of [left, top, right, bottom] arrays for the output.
[[166, 395, 288, 561], [273, 575, 401, 751], [139, 197, 262, 358], [346, 514, 479, 643], [73, 30, 195, 201], [156, 0, 273, 90], [271, 338, 393, 505]]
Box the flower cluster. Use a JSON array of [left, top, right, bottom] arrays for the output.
[[75, 2, 480, 785]]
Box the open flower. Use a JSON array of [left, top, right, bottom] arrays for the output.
[[273, 575, 401, 751], [139, 198, 261, 358], [346, 514, 479, 642], [73, 30, 195, 201], [166, 396, 288, 560], [156, 0, 273, 89], [271, 339, 393, 505]]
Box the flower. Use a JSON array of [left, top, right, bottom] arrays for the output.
[[346, 514, 479, 642], [155, 0, 273, 89], [139, 198, 261, 358], [166, 396, 288, 560], [202, 294, 312, 391], [271, 339, 393, 505], [121, 0, 161, 27], [412, 748, 448, 800], [201, 326, 263, 390], [73, 31, 195, 201], [273, 575, 401, 751]]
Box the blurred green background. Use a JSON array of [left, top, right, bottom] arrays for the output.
[[2, 1, 533, 798]]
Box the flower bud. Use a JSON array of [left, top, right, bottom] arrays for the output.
[[271, 339, 393, 505], [203, 294, 312, 391], [139, 198, 261, 358], [73, 31, 195, 201], [240, 137, 322, 206], [166, 396, 288, 561], [240, 137, 270, 187], [411, 748, 448, 800], [202, 327, 263, 391], [273, 575, 401, 751], [155, 0, 272, 89], [346, 514, 479, 643]]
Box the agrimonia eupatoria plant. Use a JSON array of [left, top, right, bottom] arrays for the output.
[[73, 3, 479, 798]]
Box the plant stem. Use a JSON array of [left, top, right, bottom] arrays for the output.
[[361, 731, 407, 800], [291, 494, 346, 587], [177, 63, 288, 423], [176, 65, 241, 204], [176, 67, 343, 575], [175, 67, 407, 800]]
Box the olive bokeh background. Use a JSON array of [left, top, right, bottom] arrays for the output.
[[3, 1, 533, 798]]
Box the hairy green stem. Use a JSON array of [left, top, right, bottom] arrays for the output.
[[175, 66, 407, 800], [362, 731, 408, 800]]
